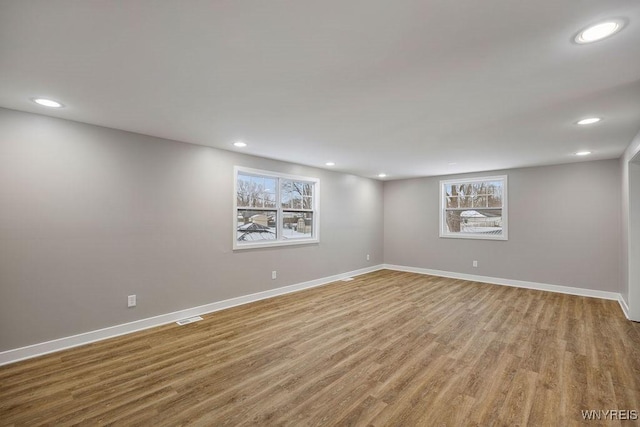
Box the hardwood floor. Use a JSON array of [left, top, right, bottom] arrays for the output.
[[1, 270, 639, 426]]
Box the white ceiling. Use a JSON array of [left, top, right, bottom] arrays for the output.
[[1, 1, 640, 180]]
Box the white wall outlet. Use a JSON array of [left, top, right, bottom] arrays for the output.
[[127, 294, 136, 308], [272, 270, 277, 280], [473, 260, 478, 268], [366, 254, 370, 261]]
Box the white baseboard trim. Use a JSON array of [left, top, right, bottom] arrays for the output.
[[383, 264, 622, 301], [618, 295, 630, 320], [0, 265, 384, 366]]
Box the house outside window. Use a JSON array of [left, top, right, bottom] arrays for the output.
[[440, 175, 508, 240]]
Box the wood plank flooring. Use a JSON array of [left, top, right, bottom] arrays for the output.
[[1, 270, 640, 426]]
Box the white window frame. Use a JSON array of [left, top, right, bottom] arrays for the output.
[[233, 166, 320, 250], [439, 175, 508, 241]]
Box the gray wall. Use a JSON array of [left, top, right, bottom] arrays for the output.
[[0, 105, 629, 353], [621, 128, 640, 319], [0, 108, 384, 351], [384, 160, 621, 292]]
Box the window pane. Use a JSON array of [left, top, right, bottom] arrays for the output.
[[488, 194, 502, 207], [303, 195, 313, 209], [236, 174, 252, 207], [487, 181, 502, 193], [468, 183, 479, 197], [281, 189, 291, 208], [446, 209, 502, 235], [264, 191, 276, 208], [459, 195, 473, 208], [444, 210, 462, 233], [281, 180, 292, 208], [446, 196, 458, 208], [282, 212, 313, 239], [281, 179, 313, 209], [264, 179, 276, 208], [291, 196, 302, 209], [237, 210, 277, 242], [472, 195, 487, 208], [237, 173, 277, 208], [248, 176, 261, 207]]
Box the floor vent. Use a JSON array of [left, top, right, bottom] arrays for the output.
[[176, 316, 203, 326], [341, 277, 354, 282]]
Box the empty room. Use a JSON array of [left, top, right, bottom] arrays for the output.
[[1, 1, 640, 425]]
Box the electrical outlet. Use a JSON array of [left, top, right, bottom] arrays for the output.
[[473, 260, 478, 268], [272, 270, 277, 280], [127, 294, 136, 307], [366, 254, 370, 261]]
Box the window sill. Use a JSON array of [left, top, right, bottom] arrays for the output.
[[439, 233, 507, 241], [233, 238, 320, 251]]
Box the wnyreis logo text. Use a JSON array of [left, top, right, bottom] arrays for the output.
[[581, 410, 638, 421]]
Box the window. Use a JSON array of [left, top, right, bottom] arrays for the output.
[[234, 167, 319, 249], [440, 175, 507, 240]]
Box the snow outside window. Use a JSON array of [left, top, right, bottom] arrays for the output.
[[234, 167, 319, 249], [440, 175, 508, 240]]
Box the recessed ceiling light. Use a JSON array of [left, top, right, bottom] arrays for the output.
[[575, 151, 592, 156], [575, 20, 624, 44], [32, 98, 64, 108], [325, 162, 335, 166], [448, 162, 458, 166], [577, 117, 601, 125], [378, 173, 387, 178], [233, 141, 247, 148]]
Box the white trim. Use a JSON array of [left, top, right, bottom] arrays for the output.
[[234, 166, 319, 182], [439, 174, 508, 241], [0, 265, 383, 366], [3, 264, 627, 366], [618, 295, 630, 320], [383, 264, 622, 301], [233, 166, 320, 250]]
